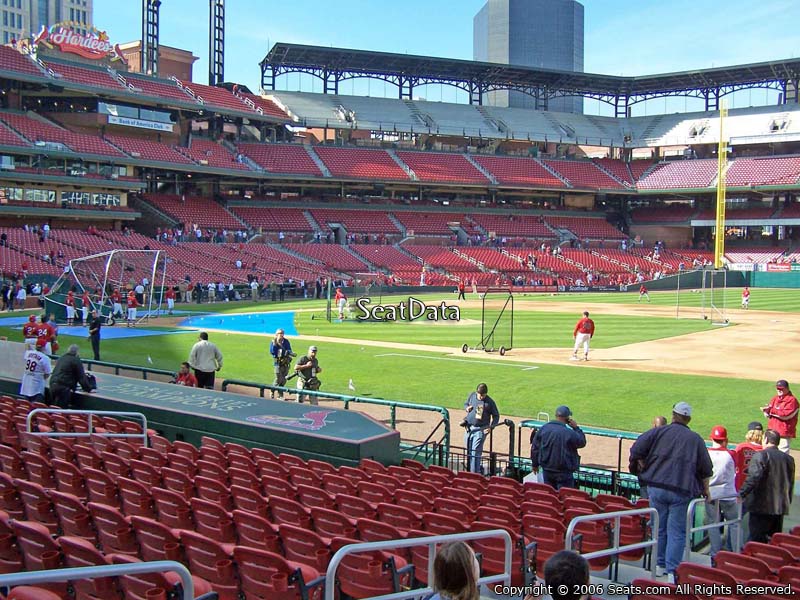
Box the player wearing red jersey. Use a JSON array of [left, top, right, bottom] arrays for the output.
[[571, 311, 595, 361], [65, 291, 75, 325], [35, 315, 56, 354], [22, 315, 38, 345], [80, 290, 91, 326], [165, 287, 176, 315], [638, 285, 650, 303], [741, 287, 750, 309], [110, 289, 123, 319], [126, 291, 138, 328]]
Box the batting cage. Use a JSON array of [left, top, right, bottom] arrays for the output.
[[462, 288, 514, 355], [45, 249, 167, 325], [701, 269, 729, 325]]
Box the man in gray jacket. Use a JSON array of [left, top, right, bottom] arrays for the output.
[[49, 344, 94, 408], [740, 429, 795, 543], [188, 331, 223, 389]]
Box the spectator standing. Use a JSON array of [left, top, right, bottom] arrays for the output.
[[734, 422, 764, 490], [761, 380, 798, 453], [49, 344, 94, 408], [628, 402, 712, 582], [462, 383, 500, 474], [635, 416, 667, 500], [189, 332, 223, 389], [15, 285, 26, 310], [165, 287, 176, 315], [87, 309, 102, 361], [739, 429, 795, 543], [530, 405, 587, 490], [705, 426, 740, 557]]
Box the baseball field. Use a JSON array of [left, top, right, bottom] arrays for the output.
[[2, 287, 797, 448]]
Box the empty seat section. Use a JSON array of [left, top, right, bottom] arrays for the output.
[[241, 92, 290, 119], [176, 138, 249, 170], [0, 45, 47, 77], [177, 80, 256, 114], [396, 151, 489, 184], [474, 155, 565, 187], [393, 211, 467, 235], [228, 206, 312, 233], [104, 134, 193, 164], [309, 208, 402, 235], [124, 73, 197, 104], [142, 193, 242, 230], [402, 245, 478, 271], [592, 158, 635, 185], [0, 111, 123, 156], [315, 147, 410, 180], [637, 159, 718, 189], [469, 214, 554, 238], [545, 216, 625, 240], [44, 60, 124, 92], [283, 243, 369, 272], [239, 143, 322, 176], [726, 156, 800, 186], [542, 159, 624, 189]]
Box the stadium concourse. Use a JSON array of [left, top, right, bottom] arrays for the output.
[[3, 22, 800, 600]]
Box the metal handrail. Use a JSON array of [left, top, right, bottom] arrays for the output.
[[565, 507, 659, 580], [26, 409, 149, 446], [685, 495, 743, 560], [323, 530, 513, 600], [0, 561, 194, 600]]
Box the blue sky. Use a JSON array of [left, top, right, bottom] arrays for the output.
[[96, 0, 800, 115]]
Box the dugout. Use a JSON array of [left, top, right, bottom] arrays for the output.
[[0, 342, 400, 466]]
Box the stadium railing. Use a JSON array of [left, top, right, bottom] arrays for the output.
[[323, 529, 514, 600], [0, 560, 207, 600]]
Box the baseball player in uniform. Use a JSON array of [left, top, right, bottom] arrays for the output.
[[571, 311, 595, 361], [19, 343, 52, 403], [65, 291, 76, 326], [741, 287, 750, 309], [334, 288, 347, 320], [111, 289, 123, 319], [638, 284, 650, 303], [165, 287, 176, 315], [126, 291, 138, 327], [80, 290, 91, 326], [35, 315, 56, 355], [22, 315, 38, 346]]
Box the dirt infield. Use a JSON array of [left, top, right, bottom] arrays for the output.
[[165, 299, 799, 473]]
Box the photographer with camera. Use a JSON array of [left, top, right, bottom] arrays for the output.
[[269, 328, 295, 400], [463, 383, 500, 474], [295, 345, 322, 405]]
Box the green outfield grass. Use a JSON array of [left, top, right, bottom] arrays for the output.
[[1, 288, 793, 440]]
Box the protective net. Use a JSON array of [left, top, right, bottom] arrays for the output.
[[45, 250, 166, 324], [478, 288, 514, 353]]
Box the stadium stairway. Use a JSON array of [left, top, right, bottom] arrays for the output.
[[305, 146, 332, 177], [464, 155, 498, 185], [303, 211, 324, 234], [387, 213, 408, 237], [343, 246, 380, 272], [535, 158, 572, 187], [387, 149, 418, 181]]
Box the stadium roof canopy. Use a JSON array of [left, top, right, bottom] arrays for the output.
[[260, 43, 800, 116]]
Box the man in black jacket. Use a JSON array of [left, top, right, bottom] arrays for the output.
[[88, 309, 102, 361], [531, 405, 587, 490], [49, 344, 94, 408], [740, 428, 795, 543]]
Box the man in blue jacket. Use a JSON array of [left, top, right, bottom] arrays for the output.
[[629, 401, 712, 583], [531, 405, 587, 490]]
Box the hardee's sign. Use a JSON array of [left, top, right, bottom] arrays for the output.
[[33, 23, 127, 64]]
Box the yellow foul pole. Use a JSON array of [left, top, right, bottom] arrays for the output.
[[714, 102, 728, 269]]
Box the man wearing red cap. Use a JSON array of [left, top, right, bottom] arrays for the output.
[[704, 426, 739, 557], [761, 380, 798, 453], [65, 290, 75, 326], [22, 315, 38, 346]]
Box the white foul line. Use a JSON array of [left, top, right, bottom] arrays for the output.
[[375, 353, 539, 370]]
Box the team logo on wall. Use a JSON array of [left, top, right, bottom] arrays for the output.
[[32, 23, 127, 64], [247, 410, 334, 431]]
